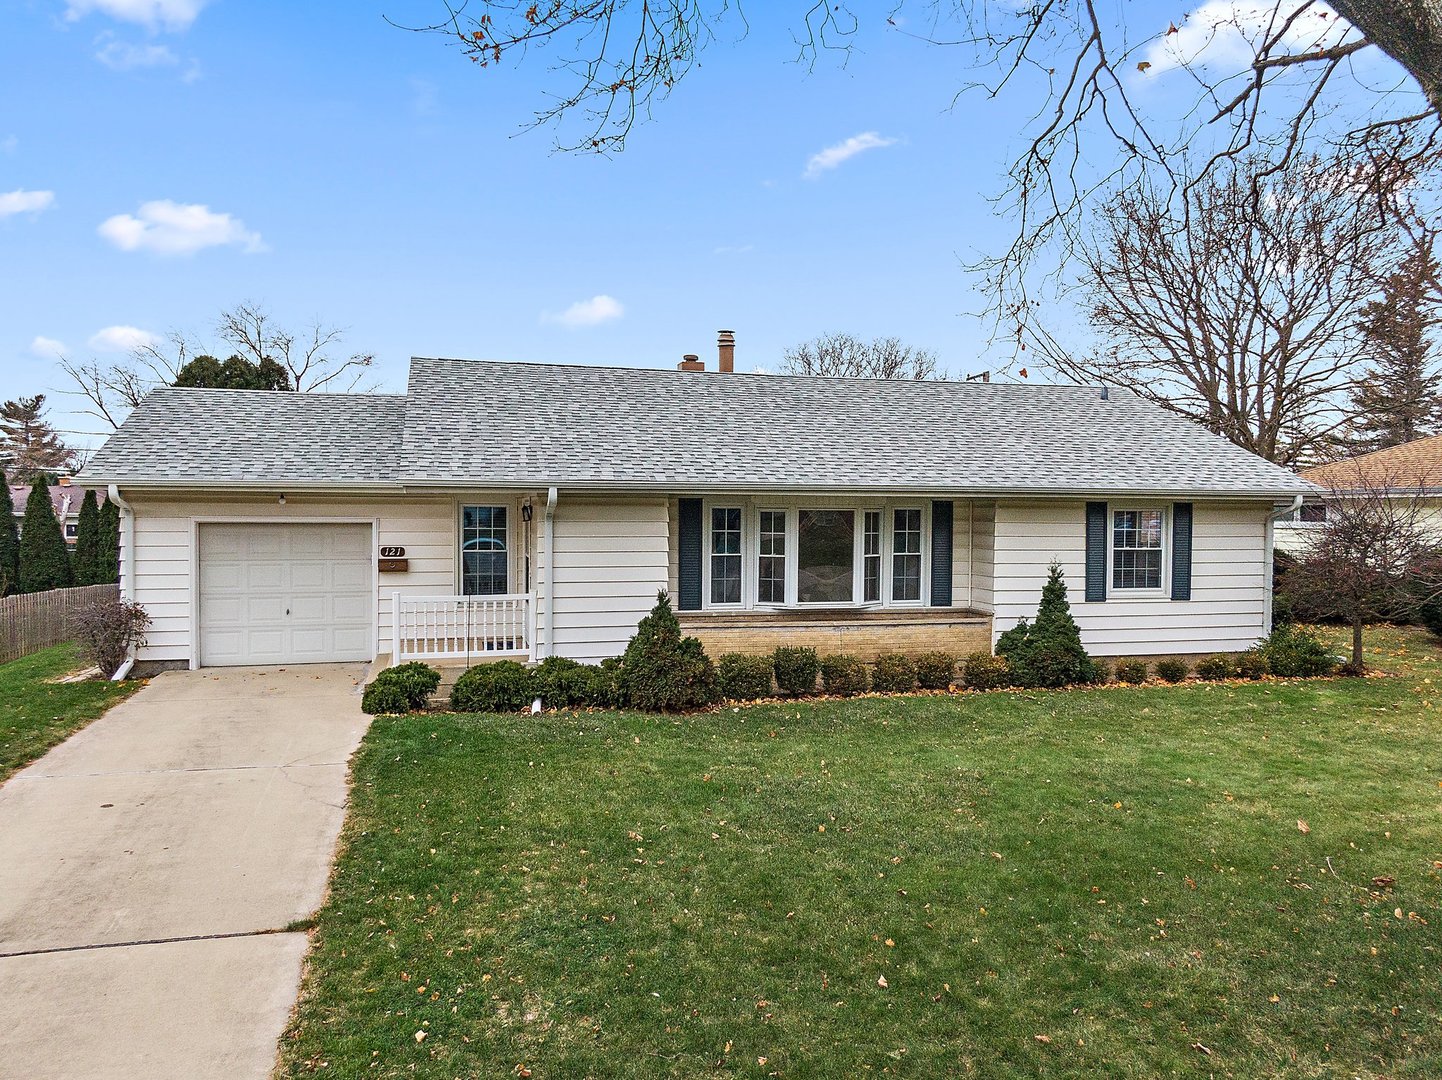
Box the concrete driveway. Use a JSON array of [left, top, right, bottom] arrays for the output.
[[0, 664, 369, 1080]]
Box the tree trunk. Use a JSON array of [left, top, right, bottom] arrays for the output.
[[1352, 617, 1365, 673], [1332, 0, 1442, 117]]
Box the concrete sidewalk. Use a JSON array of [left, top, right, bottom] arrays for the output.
[[0, 665, 369, 1080]]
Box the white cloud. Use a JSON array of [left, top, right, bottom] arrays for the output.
[[804, 131, 898, 179], [88, 325, 159, 352], [30, 336, 68, 359], [66, 0, 208, 32], [0, 189, 55, 218], [97, 200, 266, 256], [95, 38, 178, 70], [1140, 2, 1354, 76], [542, 295, 625, 328]]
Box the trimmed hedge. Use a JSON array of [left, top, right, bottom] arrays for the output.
[[620, 592, 717, 711], [772, 646, 820, 695], [1114, 659, 1149, 684], [718, 654, 775, 701], [1194, 654, 1235, 681], [362, 661, 441, 715], [1259, 624, 1336, 678], [820, 654, 869, 696], [962, 651, 1012, 690], [870, 653, 916, 693], [1155, 658, 1188, 683], [914, 651, 956, 690], [1234, 648, 1269, 680], [450, 660, 535, 713], [532, 655, 621, 709]]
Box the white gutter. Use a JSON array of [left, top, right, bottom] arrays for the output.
[[542, 486, 558, 659], [107, 484, 138, 681], [1262, 494, 1304, 635]]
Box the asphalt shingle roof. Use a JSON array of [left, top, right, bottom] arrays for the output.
[[79, 359, 1313, 496], [1300, 433, 1442, 492]]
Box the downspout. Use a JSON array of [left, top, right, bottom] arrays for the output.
[[107, 485, 137, 681], [1263, 495, 1304, 635], [542, 486, 558, 659]]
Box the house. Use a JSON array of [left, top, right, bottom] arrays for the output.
[[1274, 433, 1442, 555], [9, 476, 107, 547], [77, 335, 1312, 674]]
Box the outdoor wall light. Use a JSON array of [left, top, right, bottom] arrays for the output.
[[521, 501, 533, 522], [278, 493, 287, 506]]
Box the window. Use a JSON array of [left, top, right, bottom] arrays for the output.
[[891, 508, 922, 601], [1112, 508, 1164, 590], [65, 523, 78, 538], [462, 506, 508, 595], [1299, 502, 1328, 524], [710, 507, 742, 604], [757, 510, 787, 604], [862, 511, 882, 603], [797, 509, 855, 604]]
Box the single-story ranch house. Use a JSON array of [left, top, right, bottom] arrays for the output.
[[79, 338, 1313, 674]]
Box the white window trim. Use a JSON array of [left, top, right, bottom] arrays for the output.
[[1107, 503, 1169, 597], [457, 500, 518, 597], [703, 503, 746, 609]]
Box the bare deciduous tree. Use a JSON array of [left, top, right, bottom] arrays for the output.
[[1280, 463, 1442, 671], [58, 302, 375, 430], [1043, 152, 1411, 465], [781, 332, 942, 379]]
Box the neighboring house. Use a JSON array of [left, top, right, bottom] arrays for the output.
[[78, 340, 1311, 672], [9, 476, 106, 547], [1274, 433, 1442, 555]]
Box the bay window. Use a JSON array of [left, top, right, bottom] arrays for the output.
[[862, 511, 882, 603], [891, 508, 922, 602], [710, 506, 743, 604], [758, 510, 787, 604]]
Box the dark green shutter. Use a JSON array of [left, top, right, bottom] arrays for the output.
[[677, 498, 703, 611], [1085, 501, 1108, 602], [1171, 502, 1193, 601], [930, 500, 953, 606]]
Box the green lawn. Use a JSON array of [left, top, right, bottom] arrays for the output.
[[281, 627, 1442, 1078], [0, 643, 140, 784]]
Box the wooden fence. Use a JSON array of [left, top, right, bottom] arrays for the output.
[[0, 584, 121, 667]]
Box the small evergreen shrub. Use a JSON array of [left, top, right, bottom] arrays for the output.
[[72, 597, 150, 678], [870, 653, 916, 693], [361, 679, 412, 715], [994, 563, 1099, 687], [1155, 658, 1188, 683], [914, 651, 956, 690], [963, 651, 1013, 690], [363, 662, 441, 713], [820, 654, 869, 696], [1194, 654, 1236, 681], [772, 646, 820, 695], [619, 592, 717, 711], [450, 660, 535, 713], [590, 657, 625, 707], [1114, 659, 1149, 684], [532, 655, 592, 708], [1259, 624, 1336, 678], [1093, 659, 1112, 684], [717, 654, 775, 701], [1234, 648, 1269, 680]]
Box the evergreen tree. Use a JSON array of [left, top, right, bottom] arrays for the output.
[[17, 478, 73, 593], [618, 591, 717, 710], [0, 467, 19, 596], [72, 489, 103, 586], [995, 562, 1099, 687], [174, 354, 294, 391], [1347, 234, 1442, 450], [0, 395, 74, 482], [99, 497, 121, 585]]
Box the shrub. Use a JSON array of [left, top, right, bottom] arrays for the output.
[[962, 651, 1013, 690], [619, 591, 717, 711], [17, 479, 73, 594], [532, 655, 592, 709], [1114, 659, 1149, 684], [772, 646, 820, 695], [820, 654, 869, 696], [1155, 658, 1188, 683], [717, 654, 775, 701], [994, 563, 1100, 687], [1234, 648, 1269, 680], [362, 661, 441, 715], [450, 660, 535, 713], [914, 650, 956, 690], [870, 653, 916, 693], [72, 597, 150, 678], [1259, 624, 1336, 678], [591, 657, 625, 708], [1194, 654, 1236, 681]]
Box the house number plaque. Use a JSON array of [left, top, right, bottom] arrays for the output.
[[379, 546, 408, 573], [380, 546, 406, 558]]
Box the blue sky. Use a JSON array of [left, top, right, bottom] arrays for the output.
[[0, 1, 1374, 451]]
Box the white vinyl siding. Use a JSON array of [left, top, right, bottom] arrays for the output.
[[969, 501, 996, 613], [992, 499, 1270, 654], [124, 494, 457, 665], [549, 498, 669, 663]]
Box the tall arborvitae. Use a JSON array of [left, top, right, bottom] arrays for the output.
[[1348, 234, 1442, 451], [0, 467, 19, 596], [99, 497, 120, 585], [17, 478, 73, 593], [72, 489, 102, 586]]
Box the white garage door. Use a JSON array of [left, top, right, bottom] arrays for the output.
[[198, 523, 373, 666]]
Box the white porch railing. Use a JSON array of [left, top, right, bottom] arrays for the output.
[[392, 592, 535, 664]]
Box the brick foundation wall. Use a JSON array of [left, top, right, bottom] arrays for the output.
[[680, 611, 994, 661]]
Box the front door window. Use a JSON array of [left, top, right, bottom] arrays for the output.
[[462, 506, 508, 595]]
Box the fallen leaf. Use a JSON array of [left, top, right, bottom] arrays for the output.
[[1297, 819, 1311, 834], [1192, 1042, 1212, 1056], [1034, 1034, 1052, 1044], [877, 975, 889, 988], [414, 1031, 427, 1043]]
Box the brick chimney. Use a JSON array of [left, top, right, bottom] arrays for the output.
[[678, 353, 704, 372], [717, 330, 735, 373]]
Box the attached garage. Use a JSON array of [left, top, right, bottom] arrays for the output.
[[197, 522, 374, 666]]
